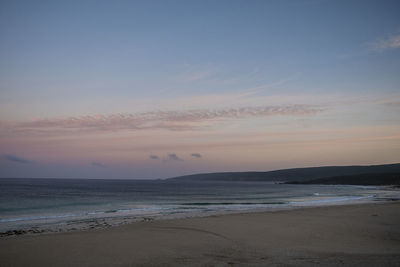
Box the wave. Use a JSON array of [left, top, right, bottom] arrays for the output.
[[0, 206, 172, 224], [0, 195, 379, 225], [0, 213, 76, 223], [180, 202, 287, 206], [289, 195, 374, 205]]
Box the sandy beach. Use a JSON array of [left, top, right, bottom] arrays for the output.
[[1, 202, 399, 267]]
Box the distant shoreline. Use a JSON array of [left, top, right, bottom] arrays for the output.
[[287, 172, 400, 186], [1, 162, 399, 181], [168, 163, 400, 183]]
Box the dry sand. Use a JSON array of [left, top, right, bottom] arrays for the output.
[[1, 202, 399, 266]]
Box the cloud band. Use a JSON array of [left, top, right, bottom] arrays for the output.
[[1, 105, 325, 136]]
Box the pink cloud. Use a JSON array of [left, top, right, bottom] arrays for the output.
[[0, 105, 326, 136]]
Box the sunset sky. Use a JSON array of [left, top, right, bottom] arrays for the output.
[[1, 0, 399, 179]]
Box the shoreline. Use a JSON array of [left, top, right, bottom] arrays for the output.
[[0, 196, 394, 238], [1, 201, 399, 266]]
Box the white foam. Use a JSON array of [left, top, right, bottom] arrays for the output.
[[289, 195, 374, 205], [0, 213, 76, 223]]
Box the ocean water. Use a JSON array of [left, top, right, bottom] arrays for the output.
[[0, 178, 398, 232]]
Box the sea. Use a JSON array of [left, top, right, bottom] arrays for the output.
[[0, 178, 399, 233]]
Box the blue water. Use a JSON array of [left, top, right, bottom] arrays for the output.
[[0, 178, 397, 231]]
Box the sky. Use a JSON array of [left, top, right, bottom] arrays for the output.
[[0, 0, 399, 179]]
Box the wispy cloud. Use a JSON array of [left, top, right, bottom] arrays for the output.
[[191, 153, 202, 158], [366, 32, 400, 52], [175, 69, 215, 82], [237, 74, 301, 98], [0, 105, 326, 136], [3, 154, 33, 164], [92, 162, 106, 167], [167, 153, 183, 161], [150, 153, 184, 162], [382, 100, 400, 107]]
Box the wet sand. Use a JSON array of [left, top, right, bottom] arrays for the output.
[[1, 202, 399, 266]]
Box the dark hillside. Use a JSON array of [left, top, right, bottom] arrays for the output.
[[168, 163, 400, 182]]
